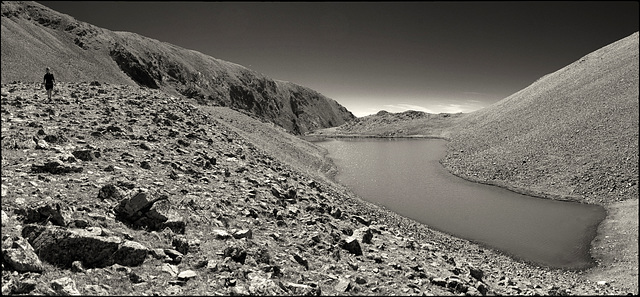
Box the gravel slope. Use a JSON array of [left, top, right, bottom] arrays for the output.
[[2, 81, 635, 295]]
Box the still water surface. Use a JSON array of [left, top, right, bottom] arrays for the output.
[[316, 138, 605, 269]]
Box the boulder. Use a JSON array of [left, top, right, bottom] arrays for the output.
[[177, 270, 197, 280], [355, 276, 367, 284], [150, 248, 168, 260], [468, 264, 484, 281], [5, 278, 37, 295], [232, 229, 252, 240], [164, 248, 183, 264], [140, 160, 151, 169], [223, 245, 247, 264], [162, 263, 179, 277], [161, 217, 186, 234], [171, 236, 189, 255], [29, 226, 122, 268], [339, 236, 363, 256], [334, 278, 351, 292], [15, 201, 67, 226], [25, 225, 149, 268], [353, 227, 373, 244], [50, 277, 81, 296], [2, 235, 44, 272], [476, 281, 489, 295], [35, 138, 49, 150], [31, 160, 83, 174], [271, 184, 297, 201], [83, 285, 109, 295], [71, 261, 85, 273], [113, 191, 169, 230], [171, 236, 199, 255], [97, 184, 123, 201], [352, 215, 371, 226], [330, 208, 342, 219], [212, 229, 232, 240], [447, 276, 468, 293], [72, 150, 96, 161], [293, 253, 309, 270], [113, 240, 149, 266], [431, 277, 447, 287]]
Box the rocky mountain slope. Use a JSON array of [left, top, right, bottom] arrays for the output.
[[2, 81, 634, 296], [442, 32, 639, 206], [1, 1, 355, 134], [441, 32, 639, 292]]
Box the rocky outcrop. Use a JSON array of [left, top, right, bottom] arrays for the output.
[[22, 225, 149, 268]]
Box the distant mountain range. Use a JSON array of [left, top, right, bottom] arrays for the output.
[[1, 1, 355, 134]]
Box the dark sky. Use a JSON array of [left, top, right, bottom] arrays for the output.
[[38, 1, 639, 117]]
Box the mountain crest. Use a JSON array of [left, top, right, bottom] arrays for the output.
[[1, 1, 355, 134]]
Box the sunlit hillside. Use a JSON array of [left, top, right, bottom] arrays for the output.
[[442, 32, 639, 206], [1, 1, 354, 134]]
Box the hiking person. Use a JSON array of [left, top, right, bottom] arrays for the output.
[[42, 67, 55, 101]]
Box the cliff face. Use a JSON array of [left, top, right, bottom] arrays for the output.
[[1, 1, 355, 134]]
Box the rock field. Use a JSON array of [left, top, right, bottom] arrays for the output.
[[1, 81, 635, 295]]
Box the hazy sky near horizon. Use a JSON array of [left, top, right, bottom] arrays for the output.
[[39, 1, 638, 117]]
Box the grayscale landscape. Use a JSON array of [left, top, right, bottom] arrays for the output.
[[2, 1, 638, 296]]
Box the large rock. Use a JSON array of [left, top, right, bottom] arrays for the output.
[[3, 278, 37, 295], [31, 159, 83, 174], [113, 191, 170, 230], [161, 216, 186, 234], [223, 245, 247, 264], [334, 278, 352, 292], [15, 202, 67, 226], [72, 150, 97, 161], [97, 184, 123, 201], [353, 227, 373, 244], [339, 236, 363, 256], [24, 225, 149, 268], [50, 277, 81, 296], [177, 270, 197, 280], [29, 226, 122, 268], [113, 240, 149, 266], [2, 235, 44, 272], [468, 264, 484, 281]]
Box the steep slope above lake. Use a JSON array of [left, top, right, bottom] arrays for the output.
[[442, 32, 638, 206], [1, 1, 355, 134]]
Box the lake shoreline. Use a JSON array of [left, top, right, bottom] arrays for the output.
[[306, 133, 637, 293]]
